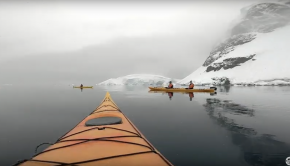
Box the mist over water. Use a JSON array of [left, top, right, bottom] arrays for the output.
[[0, 0, 260, 84]]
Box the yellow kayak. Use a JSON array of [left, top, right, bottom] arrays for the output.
[[73, 86, 93, 88], [148, 87, 216, 93], [148, 90, 217, 95], [15, 92, 173, 166]]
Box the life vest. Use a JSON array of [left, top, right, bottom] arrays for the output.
[[168, 83, 173, 88], [189, 83, 194, 89]]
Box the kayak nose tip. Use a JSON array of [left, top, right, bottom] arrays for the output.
[[105, 91, 111, 96]]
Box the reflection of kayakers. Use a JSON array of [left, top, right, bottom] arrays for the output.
[[185, 80, 194, 89], [168, 92, 173, 100], [189, 92, 194, 101], [166, 81, 174, 89]]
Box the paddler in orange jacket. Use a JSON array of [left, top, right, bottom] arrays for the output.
[[166, 81, 174, 89], [185, 80, 194, 89]]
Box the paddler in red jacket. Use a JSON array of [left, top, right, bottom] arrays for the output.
[[166, 81, 174, 89], [186, 80, 194, 89]]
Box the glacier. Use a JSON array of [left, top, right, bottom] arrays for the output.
[[98, 74, 179, 86], [178, 1, 290, 86]]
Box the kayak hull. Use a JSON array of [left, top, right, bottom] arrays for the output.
[[73, 86, 93, 88], [148, 87, 216, 93], [17, 92, 173, 166], [148, 90, 217, 95]]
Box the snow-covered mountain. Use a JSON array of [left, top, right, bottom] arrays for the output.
[[98, 74, 179, 86], [179, 1, 290, 86]]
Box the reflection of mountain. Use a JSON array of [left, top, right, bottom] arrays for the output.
[[203, 98, 290, 166], [204, 98, 254, 116], [219, 86, 231, 93], [99, 85, 148, 92]]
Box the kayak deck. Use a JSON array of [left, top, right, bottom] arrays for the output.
[[73, 86, 93, 88], [148, 87, 216, 93], [17, 92, 173, 166]]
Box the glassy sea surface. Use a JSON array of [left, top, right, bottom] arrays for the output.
[[0, 85, 290, 166]]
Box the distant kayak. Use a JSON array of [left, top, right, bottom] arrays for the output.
[[73, 86, 93, 88], [148, 87, 216, 93], [15, 92, 173, 166]]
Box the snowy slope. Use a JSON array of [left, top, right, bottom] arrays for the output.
[[98, 74, 179, 86], [179, 1, 290, 86]]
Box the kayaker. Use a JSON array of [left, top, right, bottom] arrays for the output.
[[185, 80, 194, 89], [80, 84, 83, 88], [166, 81, 174, 89]]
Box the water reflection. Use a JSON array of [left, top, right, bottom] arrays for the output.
[[74, 87, 94, 92], [168, 92, 173, 100], [204, 98, 254, 116], [203, 98, 290, 166], [98, 85, 148, 92], [148, 91, 216, 101], [219, 86, 231, 93], [74, 88, 84, 92], [189, 92, 194, 101]]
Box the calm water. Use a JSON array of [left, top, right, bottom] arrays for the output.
[[1, 85, 290, 166]]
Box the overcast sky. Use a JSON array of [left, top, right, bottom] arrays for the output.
[[0, 0, 262, 84]]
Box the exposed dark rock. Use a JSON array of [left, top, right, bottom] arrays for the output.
[[212, 77, 231, 86], [203, 34, 256, 66], [206, 54, 256, 72]]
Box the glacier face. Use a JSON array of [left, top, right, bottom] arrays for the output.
[[98, 74, 179, 86], [179, 1, 290, 86]]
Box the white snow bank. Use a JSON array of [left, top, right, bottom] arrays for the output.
[[98, 74, 180, 86], [179, 25, 290, 86]]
